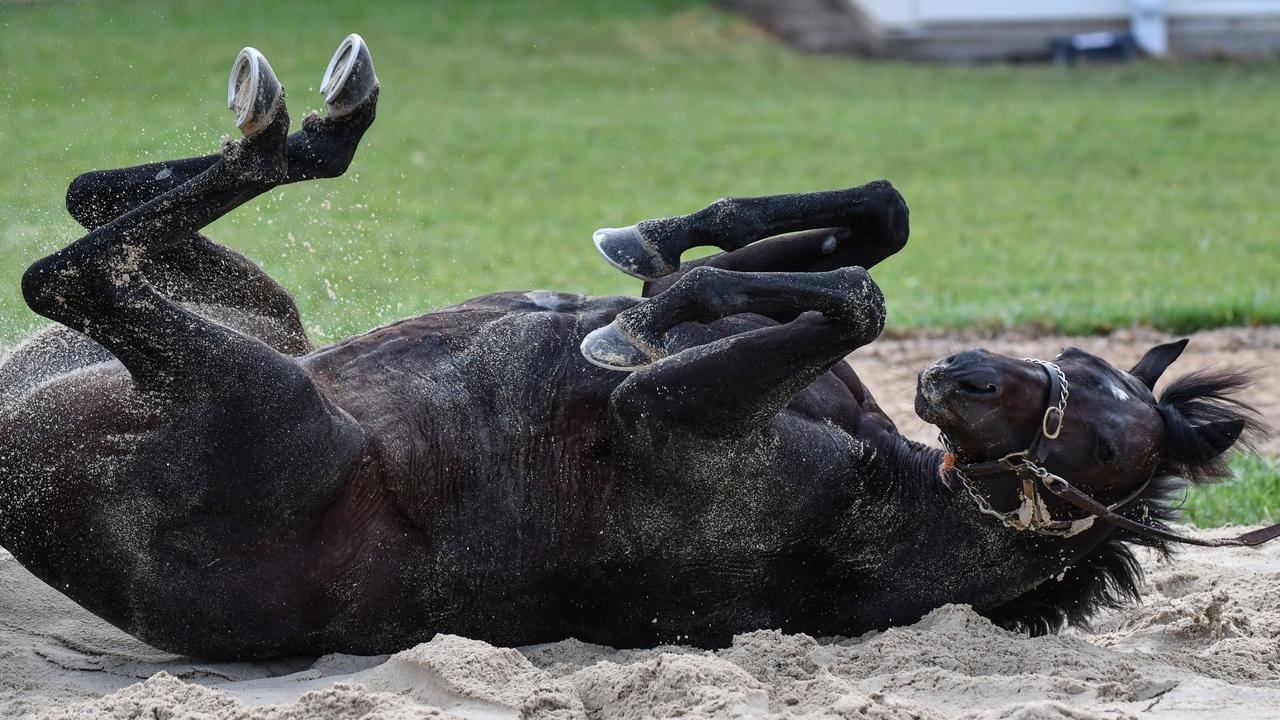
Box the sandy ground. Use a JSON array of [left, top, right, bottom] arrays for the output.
[[2, 327, 1278, 719], [5, 537, 1280, 719]]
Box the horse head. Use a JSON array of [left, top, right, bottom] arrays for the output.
[[915, 339, 1260, 532]]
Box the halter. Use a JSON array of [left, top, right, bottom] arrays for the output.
[[940, 359, 1280, 547], [940, 359, 1125, 538]]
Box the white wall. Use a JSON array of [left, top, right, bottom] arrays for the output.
[[855, 0, 1280, 30]]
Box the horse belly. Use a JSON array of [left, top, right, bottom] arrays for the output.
[[313, 302, 626, 595]]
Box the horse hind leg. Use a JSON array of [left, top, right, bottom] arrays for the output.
[[57, 35, 380, 356], [22, 41, 364, 484], [63, 33, 379, 230], [22, 47, 298, 386]]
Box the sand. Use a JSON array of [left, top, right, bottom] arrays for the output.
[[4, 533, 1279, 719], [3, 327, 1279, 719]]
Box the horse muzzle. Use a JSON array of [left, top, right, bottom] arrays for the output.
[[915, 351, 1002, 423]]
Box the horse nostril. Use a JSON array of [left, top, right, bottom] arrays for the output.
[[958, 379, 998, 395]]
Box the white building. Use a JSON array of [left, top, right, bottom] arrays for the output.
[[725, 0, 1280, 60]]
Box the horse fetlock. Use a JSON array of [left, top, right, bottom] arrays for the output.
[[655, 264, 726, 324], [700, 197, 765, 248], [220, 109, 290, 188], [295, 90, 379, 180], [305, 86, 379, 137], [681, 263, 726, 287]]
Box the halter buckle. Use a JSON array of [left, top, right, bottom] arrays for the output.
[[1042, 406, 1064, 439]]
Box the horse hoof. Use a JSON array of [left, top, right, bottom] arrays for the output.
[[580, 321, 659, 372], [592, 225, 679, 281], [228, 47, 284, 137], [321, 33, 379, 118], [228, 48, 284, 138]]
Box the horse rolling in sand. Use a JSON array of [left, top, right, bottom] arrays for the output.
[[0, 37, 1274, 660]]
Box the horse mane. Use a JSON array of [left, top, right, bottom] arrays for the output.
[[983, 368, 1263, 636]]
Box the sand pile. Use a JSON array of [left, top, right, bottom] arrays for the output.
[[5, 527, 1279, 720]]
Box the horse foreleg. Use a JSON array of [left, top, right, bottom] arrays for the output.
[[591, 266, 885, 440], [594, 180, 908, 284]]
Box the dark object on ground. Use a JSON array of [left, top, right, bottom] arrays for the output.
[[1050, 32, 1137, 64], [0, 38, 1262, 660]]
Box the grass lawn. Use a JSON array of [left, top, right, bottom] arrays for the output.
[[0, 0, 1276, 523], [1184, 455, 1280, 528], [3, 0, 1280, 342]]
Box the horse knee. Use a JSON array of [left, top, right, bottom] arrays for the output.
[[21, 256, 64, 317], [862, 180, 910, 256], [825, 266, 885, 344], [65, 171, 113, 230]]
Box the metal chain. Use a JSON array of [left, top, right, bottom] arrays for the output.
[[942, 358, 1070, 531], [939, 429, 1012, 522], [1025, 357, 1069, 416]]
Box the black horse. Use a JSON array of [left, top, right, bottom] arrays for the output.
[[0, 38, 1264, 660]]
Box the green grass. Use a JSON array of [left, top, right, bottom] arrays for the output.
[[1183, 454, 1280, 528], [0, 0, 1276, 522], [2, 0, 1280, 344]]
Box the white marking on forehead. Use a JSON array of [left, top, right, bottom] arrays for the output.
[[1102, 375, 1132, 401]]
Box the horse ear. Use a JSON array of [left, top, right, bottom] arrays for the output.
[[1129, 339, 1189, 390], [1196, 418, 1247, 458]]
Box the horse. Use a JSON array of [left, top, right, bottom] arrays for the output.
[[0, 36, 1268, 660]]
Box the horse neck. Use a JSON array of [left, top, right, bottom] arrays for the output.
[[854, 432, 1123, 619]]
